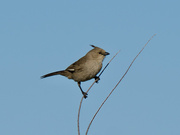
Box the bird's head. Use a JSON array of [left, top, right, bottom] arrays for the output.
[[86, 45, 110, 61]]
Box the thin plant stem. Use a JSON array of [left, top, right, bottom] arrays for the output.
[[85, 34, 156, 135], [77, 50, 120, 135]]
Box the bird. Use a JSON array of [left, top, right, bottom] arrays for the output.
[[41, 45, 110, 99]]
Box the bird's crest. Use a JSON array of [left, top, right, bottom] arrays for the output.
[[90, 45, 96, 48]]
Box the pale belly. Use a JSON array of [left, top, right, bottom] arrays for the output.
[[72, 60, 102, 82]]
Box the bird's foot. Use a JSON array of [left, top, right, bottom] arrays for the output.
[[95, 76, 100, 83], [82, 92, 88, 99]]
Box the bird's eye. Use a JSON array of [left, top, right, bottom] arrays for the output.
[[99, 52, 102, 54]]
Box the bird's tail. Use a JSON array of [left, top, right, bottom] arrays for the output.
[[41, 70, 71, 79]]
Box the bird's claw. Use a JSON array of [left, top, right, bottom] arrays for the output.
[[83, 92, 88, 99], [95, 76, 100, 83]]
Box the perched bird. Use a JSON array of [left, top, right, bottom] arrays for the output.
[[41, 45, 110, 98]]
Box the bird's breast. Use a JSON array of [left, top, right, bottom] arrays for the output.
[[72, 60, 102, 82]]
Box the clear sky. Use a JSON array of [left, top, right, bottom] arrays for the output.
[[0, 0, 180, 135]]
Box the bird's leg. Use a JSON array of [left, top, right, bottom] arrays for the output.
[[94, 76, 100, 83], [78, 82, 88, 99]]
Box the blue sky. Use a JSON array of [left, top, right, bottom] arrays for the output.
[[0, 0, 180, 135]]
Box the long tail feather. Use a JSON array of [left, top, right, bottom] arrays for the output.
[[41, 70, 66, 79]]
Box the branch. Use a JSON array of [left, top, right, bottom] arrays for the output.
[[85, 34, 156, 135], [77, 50, 120, 135]]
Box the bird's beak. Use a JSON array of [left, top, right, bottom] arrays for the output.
[[105, 52, 110, 56]]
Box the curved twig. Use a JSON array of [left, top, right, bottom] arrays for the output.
[[85, 34, 156, 135], [77, 50, 120, 135]]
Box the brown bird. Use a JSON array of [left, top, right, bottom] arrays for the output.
[[41, 45, 110, 98]]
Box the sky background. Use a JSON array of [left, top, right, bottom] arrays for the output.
[[0, 0, 180, 135]]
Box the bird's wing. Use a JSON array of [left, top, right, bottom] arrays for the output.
[[66, 56, 87, 72]]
